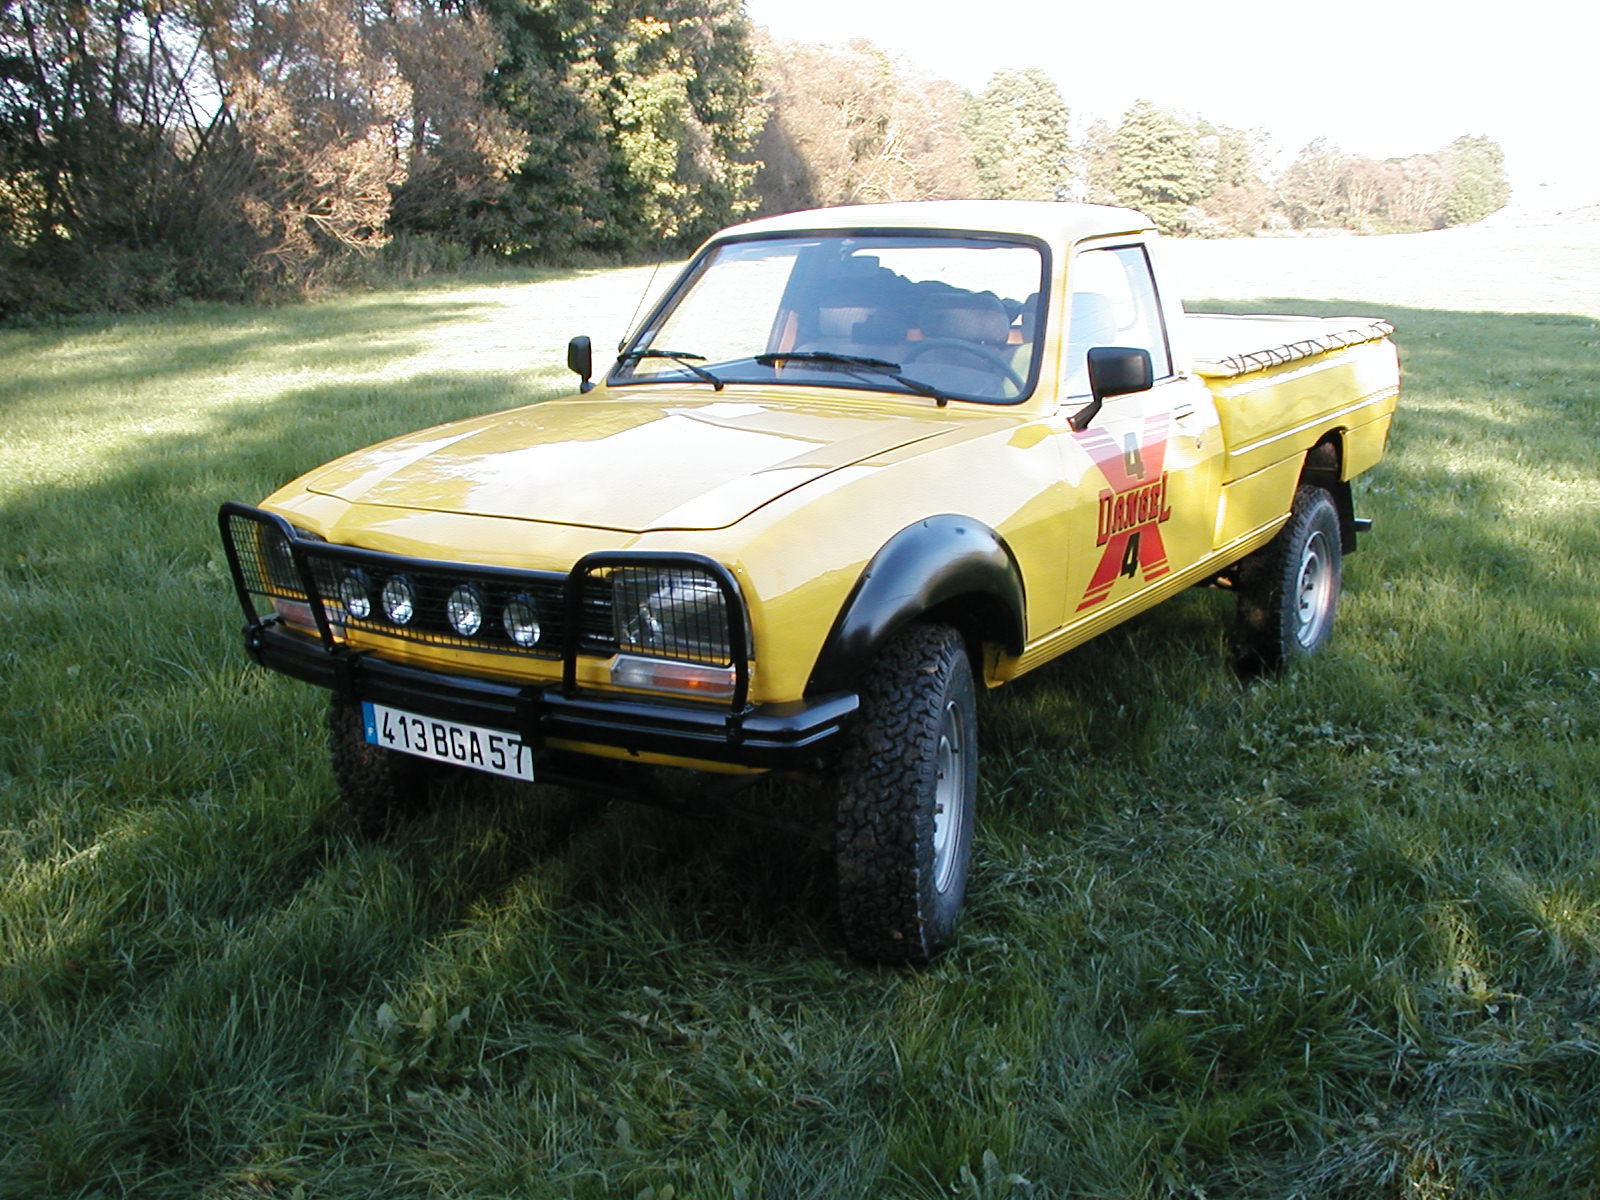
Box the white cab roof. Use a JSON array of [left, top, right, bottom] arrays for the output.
[[714, 200, 1157, 247]]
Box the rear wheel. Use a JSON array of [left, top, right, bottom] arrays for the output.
[[834, 623, 977, 964], [1232, 485, 1343, 673], [327, 695, 441, 837]]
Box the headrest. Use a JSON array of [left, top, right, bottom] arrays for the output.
[[919, 292, 1010, 346], [1017, 293, 1041, 341], [816, 305, 873, 339], [1068, 293, 1118, 348]]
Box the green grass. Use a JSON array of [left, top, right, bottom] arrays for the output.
[[2, 259, 1598, 1197]]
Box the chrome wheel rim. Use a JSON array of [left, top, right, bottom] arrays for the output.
[[1294, 529, 1335, 647], [931, 698, 966, 894]]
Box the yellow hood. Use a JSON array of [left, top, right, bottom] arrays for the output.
[[300, 389, 953, 533]]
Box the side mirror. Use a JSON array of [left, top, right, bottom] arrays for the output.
[[567, 335, 595, 393], [1069, 346, 1153, 432]]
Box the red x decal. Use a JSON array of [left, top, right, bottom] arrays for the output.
[[1075, 414, 1173, 610]]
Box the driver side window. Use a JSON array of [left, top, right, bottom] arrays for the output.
[[1065, 246, 1172, 396]]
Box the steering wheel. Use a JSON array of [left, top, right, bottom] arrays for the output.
[[903, 338, 1026, 392]]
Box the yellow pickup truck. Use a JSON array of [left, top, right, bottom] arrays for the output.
[[220, 200, 1399, 962]]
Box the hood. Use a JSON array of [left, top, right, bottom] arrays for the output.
[[300, 390, 956, 533]]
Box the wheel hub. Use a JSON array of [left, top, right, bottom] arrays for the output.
[[931, 698, 966, 894], [1295, 529, 1334, 646]]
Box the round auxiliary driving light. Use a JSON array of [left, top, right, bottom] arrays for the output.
[[502, 594, 542, 648], [447, 583, 484, 637], [338, 569, 372, 620], [381, 575, 416, 625]]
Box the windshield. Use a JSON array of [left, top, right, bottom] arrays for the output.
[[611, 232, 1048, 405]]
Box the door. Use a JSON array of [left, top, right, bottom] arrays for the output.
[[1052, 244, 1223, 626]]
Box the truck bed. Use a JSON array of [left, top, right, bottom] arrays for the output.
[[1180, 312, 1401, 527]]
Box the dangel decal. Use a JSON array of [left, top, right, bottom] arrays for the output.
[[1075, 414, 1173, 610]]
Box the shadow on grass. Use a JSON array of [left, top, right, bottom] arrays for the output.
[[396, 770, 838, 961], [0, 292, 534, 415]]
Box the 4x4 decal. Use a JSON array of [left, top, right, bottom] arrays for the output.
[[1076, 415, 1172, 610]]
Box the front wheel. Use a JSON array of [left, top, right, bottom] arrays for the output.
[[834, 623, 978, 964], [1232, 485, 1343, 673], [328, 695, 442, 837]]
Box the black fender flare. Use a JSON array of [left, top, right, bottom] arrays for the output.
[[805, 515, 1026, 696], [1302, 436, 1358, 552]]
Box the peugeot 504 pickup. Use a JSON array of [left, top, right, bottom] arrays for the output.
[[220, 200, 1400, 962]]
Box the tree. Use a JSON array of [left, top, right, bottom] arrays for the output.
[[1271, 135, 1503, 234], [1078, 118, 1120, 206], [964, 68, 1069, 201], [0, 0, 238, 305], [205, 0, 531, 283], [478, 0, 763, 256], [385, 4, 527, 247], [610, 7, 764, 243], [0, 0, 521, 312], [2, 0, 765, 311], [1110, 101, 1205, 233], [208, 1, 414, 278], [1191, 122, 1269, 236], [1373, 155, 1447, 230], [1441, 134, 1509, 226], [1340, 157, 1389, 230], [750, 35, 976, 213], [1275, 138, 1349, 229]]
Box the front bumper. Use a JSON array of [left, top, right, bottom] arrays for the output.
[[219, 501, 857, 772], [244, 619, 857, 771]]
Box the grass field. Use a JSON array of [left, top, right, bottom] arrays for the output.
[[1, 222, 1598, 1198]]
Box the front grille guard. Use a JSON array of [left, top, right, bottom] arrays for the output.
[[566, 551, 751, 713], [219, 502, 752, 716]]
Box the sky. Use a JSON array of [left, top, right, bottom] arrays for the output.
[[742, 0, 1600, 207]]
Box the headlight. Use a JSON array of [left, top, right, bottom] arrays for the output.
[[447, 583, 484, 637], [382, 575, 416, 625], [502, 593, 542, 647], [262, 528, 298, 592], [250, 520, 323, 632], [612, 568, 731, 663], [257, 522, 323, 594]]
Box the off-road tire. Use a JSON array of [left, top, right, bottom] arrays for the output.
[[834, 623, 977, 964], [327, 695, 440, 837], [1232, 485, 1343, 673]]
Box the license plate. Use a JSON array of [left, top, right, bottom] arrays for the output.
[[362, 702, 535, 782]]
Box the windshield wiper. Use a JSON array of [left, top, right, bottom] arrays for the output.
[[617, 348, 725, 391], [754, 351, 949, 407]]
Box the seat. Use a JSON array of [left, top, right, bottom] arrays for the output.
[[799, 303, 913, 365], [1009, 292, 1041, 378], [814, 305, 874, 343], [917, 291, 1012, 348], [904, 291, 1022, 398]]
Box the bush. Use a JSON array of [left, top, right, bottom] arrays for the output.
[[0, 241, 254, 323]]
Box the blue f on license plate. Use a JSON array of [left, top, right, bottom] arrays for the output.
[[362, 702, 535, 782]]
